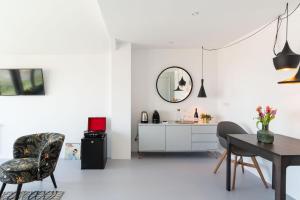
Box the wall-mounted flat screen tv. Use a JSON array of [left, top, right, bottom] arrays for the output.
[[0, 69, 45, 96]]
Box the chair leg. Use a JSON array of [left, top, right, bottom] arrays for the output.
[[15, 184, 22, 200], [251, 157, 268, 188], [50, 173, 57, 189], [232, 155, 238, 190], [0, 183, 6, 197], [239, 156, 245, 174], [213, 150, 227, 174]]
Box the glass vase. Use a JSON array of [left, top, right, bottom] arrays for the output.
[[257, 124, 274, 144]]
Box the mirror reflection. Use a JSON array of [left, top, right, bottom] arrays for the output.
[[156, 67, 193, 103]]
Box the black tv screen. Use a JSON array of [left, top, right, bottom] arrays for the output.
[[0, 69, 45, 96]]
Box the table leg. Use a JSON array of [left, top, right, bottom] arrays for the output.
[[274, 158, 287, 200], [272, 162, 275, 189], [226, 140, 232, 191]]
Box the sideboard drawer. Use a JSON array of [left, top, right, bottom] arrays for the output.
[[192, 125, 217, 134], [192, 133, 217, 142], [192, 142, 218, 151]]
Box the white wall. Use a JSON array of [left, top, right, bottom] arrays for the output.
[[131, 49, 218, 151], [217, 9, 300, 199], [0, 0, 135, 160], [0, 54, 110, 158], [110, 41, 132, 159]]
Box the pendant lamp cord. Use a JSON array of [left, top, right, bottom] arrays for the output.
[[286, 3, 289, 41], [203, 1, 300, 53], [201, 46, 204, 79], [273, 4, 288, 55], [273, 16, 282, 56]]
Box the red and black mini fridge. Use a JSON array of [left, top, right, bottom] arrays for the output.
[[81, 117, 107, 169]]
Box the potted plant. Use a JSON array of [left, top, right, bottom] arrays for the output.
[[256, 106, 277, 144], [201, 113, 212, 123]]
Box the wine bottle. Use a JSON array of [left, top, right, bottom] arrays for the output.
[[194, 108, 199, 122], [176, 108, 182, 122]]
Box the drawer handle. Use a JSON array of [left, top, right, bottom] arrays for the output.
[[91, 141, 94, 144]]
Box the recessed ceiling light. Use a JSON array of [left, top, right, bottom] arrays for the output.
[[192, 11, 199, 16]]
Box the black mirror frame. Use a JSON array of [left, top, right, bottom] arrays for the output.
[[156, 66, 193, 103]]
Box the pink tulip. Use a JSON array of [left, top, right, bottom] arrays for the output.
[[266, 106, 271, 113], [259, 112, 264, 118], [256, 106, 262, 112], [271, 109, 277, 116]]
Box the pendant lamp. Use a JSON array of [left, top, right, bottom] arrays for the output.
[[273, 3, 300, 71], [174, 71, 183, 91], [174, 85, 183, 91], [179, 76, 186, 86], [278, 67, 300, 84], [198, 46, 207, 97]]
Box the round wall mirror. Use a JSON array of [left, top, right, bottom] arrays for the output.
[[156, 66, 193, 103]]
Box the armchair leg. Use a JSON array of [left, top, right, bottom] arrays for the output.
[[15, 184, 22, 200], [239, 156, 245, 174], [251, 157, 268, 188], [213, 150, 227, 174], [50, 174, 57, 189], [0, 183, 6, 197]]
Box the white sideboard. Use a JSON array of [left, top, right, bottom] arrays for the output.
[[138, 122, 218, 152]]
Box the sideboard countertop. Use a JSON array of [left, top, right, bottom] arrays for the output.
[[139, 121, 218, 126]]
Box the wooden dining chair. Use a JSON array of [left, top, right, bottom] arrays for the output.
[[213, 121, 268, 190]]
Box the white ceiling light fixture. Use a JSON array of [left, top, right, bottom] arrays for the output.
[[192, 11, 199, 16]]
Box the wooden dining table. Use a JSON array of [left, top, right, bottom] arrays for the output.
[[226, 134, 300, 200]]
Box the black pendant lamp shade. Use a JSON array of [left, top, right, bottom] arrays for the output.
[[174, 85, 183, 91], [273, 3, 300, 71], [273, 41, 300, 70], [198, 46, 207, 98], [179, 76, 186, 86], [198, 79, 207, 97], [278, 67, 300, 84]]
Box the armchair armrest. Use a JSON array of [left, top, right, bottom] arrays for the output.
[[13, 134, 41, 158], [38, 134, 64, 179]]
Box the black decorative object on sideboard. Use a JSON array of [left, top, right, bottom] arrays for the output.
[[81, 135, 107, 169]]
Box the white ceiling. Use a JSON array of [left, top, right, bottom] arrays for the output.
[[0, 0, 109, 54], [98, 0, 298, 49]]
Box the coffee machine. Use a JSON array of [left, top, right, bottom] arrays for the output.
[[152, 110, 160, 124]]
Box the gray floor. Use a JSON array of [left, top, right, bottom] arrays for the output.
[[1, 153, 294, 200]]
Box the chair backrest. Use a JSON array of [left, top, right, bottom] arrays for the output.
[[13, 133, 65, 179], [38, 133, 65, 179], [13, 133, 48, 158], [217, 121, 248, 148]]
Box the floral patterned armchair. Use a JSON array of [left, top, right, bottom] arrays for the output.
[[0, 133, 65, 200]]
